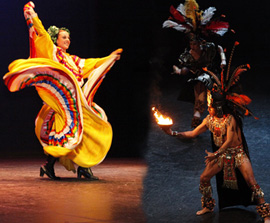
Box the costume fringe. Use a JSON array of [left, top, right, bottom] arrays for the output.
[[223, 180, 238, 190]]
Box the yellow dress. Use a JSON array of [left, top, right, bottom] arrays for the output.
[[3, 15, 118, 171]]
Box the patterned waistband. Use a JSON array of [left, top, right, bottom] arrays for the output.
[[226, 145, 243, 154]]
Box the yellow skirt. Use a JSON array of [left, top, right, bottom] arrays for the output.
[[4, 57, 116, 171]]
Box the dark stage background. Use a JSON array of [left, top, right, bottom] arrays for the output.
[[1, 0, 270, 159]]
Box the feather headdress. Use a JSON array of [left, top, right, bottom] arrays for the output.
[[163, 0, 229, 38], [203, 42, 257, 119]]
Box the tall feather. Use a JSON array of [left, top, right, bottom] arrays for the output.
[[220, 68, 224, 90], [227, 93, 252, 106], [170, 5, 186, 23], [176, 3, 186, 17], [205, 21, 229, 36], [226, 41, 239, 82], [201, 7, 216, 25], [227, 64, 250, 90], [162, 20, 191, 33], [184, 0, 200, 30], [227, 98, 258, 119]]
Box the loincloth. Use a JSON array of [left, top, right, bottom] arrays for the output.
[[216, 145, 248, 190]]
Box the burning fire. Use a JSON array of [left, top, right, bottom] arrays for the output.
[[152, 107, 173, 125]]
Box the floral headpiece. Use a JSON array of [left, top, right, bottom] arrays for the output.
[[47, 25, 70, 44]]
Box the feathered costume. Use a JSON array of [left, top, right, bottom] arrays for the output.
[[3, 2, 119, 171], [162, 0, 229, 37], [163, 2, 270, 218], [202, 42, 258, 209], [204, 41, 255, 120], [163, 0, 229, 128], [163, 0, 229, 79]]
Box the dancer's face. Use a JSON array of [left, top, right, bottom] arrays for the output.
[[208, 106, 216, 116], [189, 40, 200, 51], [56, 30, 70, 52]]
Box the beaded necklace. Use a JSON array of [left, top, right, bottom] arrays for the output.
[[206, 114, 232, 147], [56, 47, 83, 82]]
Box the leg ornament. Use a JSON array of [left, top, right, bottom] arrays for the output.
[[256, 203, 270, 219], [194, 100, 205, 115], [191, 116, 202, 128], [251, 184, 264, 202], [199, 183, 216, 210], [192, 97, 205, 128], [201, 197, 216, 211]]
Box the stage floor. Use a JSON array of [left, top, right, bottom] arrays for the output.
[[0, 158, 147, 223], [0, 94, 269, 223]]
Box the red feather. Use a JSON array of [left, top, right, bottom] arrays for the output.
[[221, 69, 224, 90], [227, 64, 250, 89], [170, 5, 186, 23], [205, 21, 229, 31], [226, 94, 252, 106], [233, 68, 247, 79]]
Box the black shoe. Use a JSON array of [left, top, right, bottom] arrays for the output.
[[77, 166, 99, 180], [40, 165, 60, 180]]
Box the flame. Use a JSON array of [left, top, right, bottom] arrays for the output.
[[152, 107, 173, 125]]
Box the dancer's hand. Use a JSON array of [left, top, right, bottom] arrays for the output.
[[24, 1, 35, 11], [171, 66, 189, 75], [111, 48, 123, 60], [204, 150, 216, 165], [174, 132, 186, 138], [160, 126, 174, 135], [24, 7, 37, 18], [172, 65, 181, 75], [161, 128, 186, 138]]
